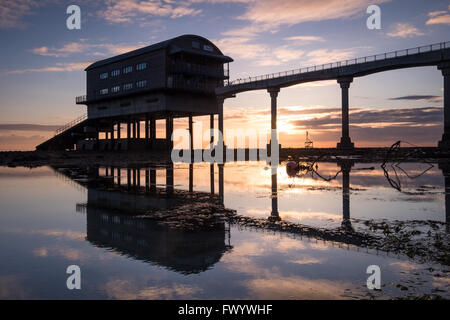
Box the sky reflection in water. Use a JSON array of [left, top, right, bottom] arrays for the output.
[[0, 162, 448, 299]]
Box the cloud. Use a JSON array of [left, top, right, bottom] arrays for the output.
[[30, 41, 147, 58], [284, 36, 325, 44], [214, 37, 305, 67], [2, 61, 91, 75], [386, 23, 424, 38], [305, 48, 359, 65], [0, 124, 60, 131], [98, 0, 202, 24], [237, 0, 390, 28], [389, 95, 443, 102], [291, 107, 442, 128], [288, 107, 443, 146], [426, 7, 450, 26], [0, 0, 42, 29]]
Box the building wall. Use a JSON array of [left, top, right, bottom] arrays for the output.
[[86, 49, 166, 102]]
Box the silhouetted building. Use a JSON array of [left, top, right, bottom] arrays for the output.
[[37, 35, 232, 151]]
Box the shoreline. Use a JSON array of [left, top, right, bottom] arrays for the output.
[[0, 147, 449, 168]]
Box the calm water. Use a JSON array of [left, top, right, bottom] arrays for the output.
[[0, 161, 449, 299]]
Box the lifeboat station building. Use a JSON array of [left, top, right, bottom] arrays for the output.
[[36, 35, 232, 151]]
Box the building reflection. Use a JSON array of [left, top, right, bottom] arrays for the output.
[[56, 163, 230, 274], [439, 162, 450, 232]]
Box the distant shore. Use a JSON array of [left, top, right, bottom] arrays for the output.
[[1, 147, 448, 168]]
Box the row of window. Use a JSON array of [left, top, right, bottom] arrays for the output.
[[99, 80, 148, 95], [99, 62, 148, 79]]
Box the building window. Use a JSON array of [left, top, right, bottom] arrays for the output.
[[203, 44, 213, 52], [111, 69, 120, 77], [192, 41, 200, 49], [99, 72, 108, 79], [136, 80, 147, 88], [100, 88, 108, 95], [123, 83, 133, 91], [111, 85, 120, 93], [136, 62, 147, 71], [123, 66, 132, 74]]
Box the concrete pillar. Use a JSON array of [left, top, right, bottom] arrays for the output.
[[166, 115, 173, 151], [127, 168, 131, 190], [217, 97, 225, 159], [110, 122, 114, 150], [145, 169, 149, 192], [438, 63, 450, 150], [189, 115, 193, 160], [136, 120, 141, 139], [210, 114, 214, 145], [268, 87, 280, 156], [337, 77, 354, 150], [132, 168, 136, 188], [150, 117, 156, 149], [268, 88, 280, 131], [145, 115, 149, 148], [117, 122, 121, 140], [133, 120, 136, 140], [117, 167, 121, 186], [127, 120, 131, 142]]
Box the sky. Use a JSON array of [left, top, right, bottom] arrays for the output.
[[0, 0, 449, 150]]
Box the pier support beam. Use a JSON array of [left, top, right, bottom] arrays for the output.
[[127, 119, 131, 145], [438, 63, 450, 150], [189, 115, 193, 160], [217, 97, 225, 159], [337, 77, 354, 150], [136, 120, 141, 139], [150, 117, 156, 149], [166, 115, 173, 151], [145, 115, 149, 148], [268, 87, 280, 156]]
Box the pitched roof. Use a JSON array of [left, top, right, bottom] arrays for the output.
[[85, 34, 232, 71]]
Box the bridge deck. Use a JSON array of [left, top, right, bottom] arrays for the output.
[[216, 41, 450, 96]]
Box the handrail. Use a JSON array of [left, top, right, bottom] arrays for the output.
[[55, 114, 87, 136], [76, 95, 87, 103], [226, 41, 450, 86]]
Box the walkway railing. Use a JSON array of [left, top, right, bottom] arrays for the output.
[[226, 41, 450, 86], [55, 114, 87, 136], [76, 95, 87, 104]]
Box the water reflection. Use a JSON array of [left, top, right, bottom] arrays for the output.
[[56, 164, 231, 275], [1, 162, 449, 299]]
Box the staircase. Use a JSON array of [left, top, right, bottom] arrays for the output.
[[36, 114, 90, 151]]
